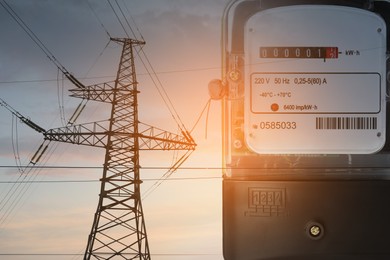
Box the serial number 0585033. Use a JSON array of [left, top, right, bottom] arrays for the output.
[[256, 121, 297, 130]]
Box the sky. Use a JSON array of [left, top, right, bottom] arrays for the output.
[[0, 0, 230, 259], [2, 1, 390, 260]]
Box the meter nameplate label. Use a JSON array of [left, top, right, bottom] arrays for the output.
[[244, 6, 387, 154], [251, 73, 381, 114]]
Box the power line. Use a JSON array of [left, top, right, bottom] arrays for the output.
[[121, 0, 145, 42], [0, 180, 98, 184], [107, 0, 130, 38], [113, 0, 139, 40], [0, 176, 221, 184], [143, 150, 194, 199], [0, 165, 222, 170], [0, 140, 63, 228], [0, 0, 67, 74], [0, 65, 221, 85], [0, 253, 221, 256], [1, 165, 388, 170], [84, 0, 111, 39]]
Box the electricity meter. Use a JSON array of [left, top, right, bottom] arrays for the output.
[[219, 1, 390, 259]]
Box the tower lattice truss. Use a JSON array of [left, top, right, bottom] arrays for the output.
[[43, 38, 196, 259]]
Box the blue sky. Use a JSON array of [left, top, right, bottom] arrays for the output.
[[0, 0, 229, 259]]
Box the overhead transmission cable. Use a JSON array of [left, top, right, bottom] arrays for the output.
[[190, 98, 213, 139], [0, 176, 221, 184], [0, 139, 55, 229], [122, 0, 145, 43], [0, 0, 65, 76], [85, 0, 112, 39], [0, 0, 86, 90], [0, 97, 59, 228], [0, 165, 225, 170], [57, 69, 67, 126], [107, 0, 130, 38], [0, 63, 222, 85], [142, 150, 195, 200], [11, 115, 23, 173], [113, 0, 139, 40], [0, 99, 51, 211]]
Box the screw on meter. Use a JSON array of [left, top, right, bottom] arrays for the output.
[[244, 6, 387, 154]]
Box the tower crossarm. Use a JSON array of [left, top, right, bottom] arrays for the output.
[[138, 123, 196, 151], [43, 120, 196, 151], [44, 121, 109, 148], [69, 81, 118, 103]]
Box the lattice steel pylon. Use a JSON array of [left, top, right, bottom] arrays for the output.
[[44, 38, 196, 259]]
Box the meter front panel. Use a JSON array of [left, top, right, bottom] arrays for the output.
[[244, 5, 387, 154]]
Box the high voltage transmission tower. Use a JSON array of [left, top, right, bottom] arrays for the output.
[[1, 37, 196, 259]]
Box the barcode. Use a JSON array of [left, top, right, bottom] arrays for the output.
[[316, 117, 377, 130]]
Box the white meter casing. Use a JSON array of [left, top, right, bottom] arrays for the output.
[[222, 2, 390, 260], [244, 6, 387, 154]]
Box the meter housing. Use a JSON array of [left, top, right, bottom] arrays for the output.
[[221, 1, 390, 259]]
